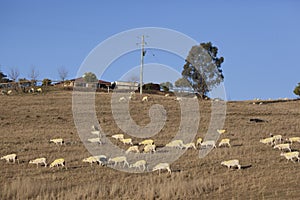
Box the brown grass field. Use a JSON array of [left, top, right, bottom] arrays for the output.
[[0, 89, 300, 199]]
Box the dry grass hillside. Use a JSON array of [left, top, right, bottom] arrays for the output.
[[0, 90, 299, 199]]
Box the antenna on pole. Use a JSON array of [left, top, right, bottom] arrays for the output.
[[139, 35, 145, 95]]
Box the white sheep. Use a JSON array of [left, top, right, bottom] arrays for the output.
[[221, 159, 241, 169], [7, 90, 12, 95], [119, 97, 126, 102], [165, 93, 170, 97], [108, 156, 129, 168], [49, 158, 65, 168], [0, 153, 19, 163], [271, 134, 282, 143], [36, 88, 42, 93], [286, 137, 300, 144], [130, 160, 147, 171], [50, 138, 64, 145], [129, 91, 135, 100], [273, 143, 291, 152], [196, 137, 203, 146], [91, 131, 101, 136], [120, 138, 133, 145], [218, 138, 231, 148], [152, 163, 171, 175], [142, 96, 148, 102], [139, 139, 154, 146], [165, 140, 184, 149], [217, 129, 226, 134], [143, 144, 156, 153], [280, 151, 300, 162], [176, 97, 182, 101], [29, 157, 47, 168], [111, 134, 124, 140], [259, 137, 274, 145], [200, 140, 217, 149], [87, 137, 102, 144], [125, 145, 140, 154], [82, 156, 100, 166], [182, 142, 197, 150]]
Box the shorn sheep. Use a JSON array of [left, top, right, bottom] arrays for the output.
[[165, 140, 184, 149], [120, 138, 133, 145], [200, 140, 217, 149], [50, 138, 64, 145], [182, 142, 197, 150], [142, 96, 148, 102], [280, 151, 300, 162], [29, 157, 47, 168], [196, 137, 203, 146], [111, 134, 124, 140], [143, 144, 156, 153], [273, 143, 291, 152], [139, 139, 154, 146], [218, 139, 231, 148], [286, 137, 300, 144], [1, 153, 19, 163], [49, 158, 66, 168], [87, 138, 102, 144], [108, 156, 129, 168], [221, 159, 241, 169], [217, 129, 226, 134], [259, 137, 274, 145], [130, 160, 147, 171], [152, 163, 171, 175], [125, 146, 140, 154]]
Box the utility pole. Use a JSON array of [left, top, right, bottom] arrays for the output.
[[139, 35, 145, 95]]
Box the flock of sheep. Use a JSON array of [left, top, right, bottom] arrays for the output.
[[1, 87, 43, 95], [260, 134, 300, 162]]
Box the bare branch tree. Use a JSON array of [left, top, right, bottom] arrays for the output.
[[29, 66, 39, 86], [8, 67, 20, 82], [58, 66, 68, 82]]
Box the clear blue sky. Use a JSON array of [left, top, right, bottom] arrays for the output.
[[1, 0, 299, 100]]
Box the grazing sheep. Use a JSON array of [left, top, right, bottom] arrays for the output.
[[50, 138, 64, 145], [87, 137, 102, 144], [280, 151, 300, 162], [143, 144, 156, 153], [1, 153, 19, 163], [142, 96, 148, 102], [29, 157, 47, 168], [125, 146, 140, 154], [49, 158, 65, 168], [91, 131, 101, 136], [218, 139, 231, 148], [120, 138, 133, 145], [111, 134, 124, 140], [165, 140, 184, 149], [152, 163, 171, 175], [259, 137, 274, 145], [108, 156, 129, 168], [176, 97, 182, 101], [165, 93, 170, 97], [270, 134, 282, 143], [7, 90, 12, 95], [182, 142, 197, 150], [130, 160, 147, 171], [94, 155, 108, 166], [217, 129, 226, 134], [196, 137, 203, 146], [286, 137, 300, 144], [139, 139, 154, 146], [221, 159, 241, 169], [82, 156, 103, 166], [274, 143, 291, 152], [200, 140, 217, 149], [119, 97, 126, 102], [36, 88, 42, 93]]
